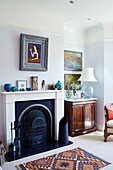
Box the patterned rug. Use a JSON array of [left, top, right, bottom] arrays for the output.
[[16, 147, 110, 170]]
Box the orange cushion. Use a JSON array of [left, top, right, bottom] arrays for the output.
[[106, 106, 113, 120]]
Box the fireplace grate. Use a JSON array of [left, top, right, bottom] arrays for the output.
[[23, 121, 47, 147]]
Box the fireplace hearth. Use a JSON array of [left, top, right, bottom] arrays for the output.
[[5, 140, 72, 161]]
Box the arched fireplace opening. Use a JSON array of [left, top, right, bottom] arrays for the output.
[[18, 104, 52, 148]]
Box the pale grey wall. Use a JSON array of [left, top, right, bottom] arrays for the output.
[[104, 41, 113, 105], [84, 41, 104, 130]]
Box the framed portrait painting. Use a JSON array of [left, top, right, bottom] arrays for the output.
[[64, 50, 82, 71], [20, 34, 48, 71]]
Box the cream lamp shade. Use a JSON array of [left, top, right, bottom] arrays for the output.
[[78, 67, 97, 82], [78, 67, 97, 98]]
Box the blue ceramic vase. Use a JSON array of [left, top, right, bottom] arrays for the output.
[[4, 84, 12, 92], [55, 81, 63, 90]]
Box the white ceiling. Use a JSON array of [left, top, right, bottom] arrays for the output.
[[12, 0, 113, 28]]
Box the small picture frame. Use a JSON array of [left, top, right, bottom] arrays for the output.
[[16, 80, 27, 91], [31, 76, 38, 90]]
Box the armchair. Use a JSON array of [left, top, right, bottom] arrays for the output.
[[104, 103, 113, 142]]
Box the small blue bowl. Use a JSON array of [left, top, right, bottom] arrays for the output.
[[11, 86, 17, 92], [26, 87, 33, 91], [4, 84, 12, 92]]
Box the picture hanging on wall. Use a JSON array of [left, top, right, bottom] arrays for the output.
[[64, 50, 82, 71], [64, 74, 81, 90], [20, 34, 48, 71]]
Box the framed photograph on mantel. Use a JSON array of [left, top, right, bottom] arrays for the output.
[[16, 80, 27, 91], [31, 76, 38, 90], [64, 50, 82, 71], [20, 34, 48, 71]]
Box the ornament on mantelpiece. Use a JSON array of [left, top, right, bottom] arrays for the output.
[[55, 80, 63, 90], [31, 76, 38, 90], [41, 80, 45, 90]]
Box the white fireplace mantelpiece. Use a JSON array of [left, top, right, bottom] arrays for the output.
[[1, 90, 64, 150]]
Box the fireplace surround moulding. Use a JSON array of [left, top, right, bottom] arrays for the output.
[[1, 90, 64, 151]]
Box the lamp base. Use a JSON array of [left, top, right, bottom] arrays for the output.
[[81, 82, 94, 98]]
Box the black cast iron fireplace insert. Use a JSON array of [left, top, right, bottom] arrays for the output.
[[5, 99, 72, 161], [19, 104, 52, 148]]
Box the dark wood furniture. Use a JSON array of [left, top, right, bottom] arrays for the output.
[[64, 98, 97, 137], [104, 103, 113, 142]]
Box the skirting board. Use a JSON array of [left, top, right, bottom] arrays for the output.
[[95, 123, 104, 131]]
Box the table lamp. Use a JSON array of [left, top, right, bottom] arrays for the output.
[[78, 67, 97, 98]]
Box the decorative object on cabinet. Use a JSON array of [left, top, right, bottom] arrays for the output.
[[55, 81, 63, 90], [20, 34, 48, 71], [16, 80, 27, 91], [78, 67, 97, 98], [104, 103, 113, 142], [64, 98, 97, 137], [31, 76, 38, 90], [4, 84, 12, 92], [64, 50, 82, 71], [66, 90, 72, 99], [81, 92, 85, 99]]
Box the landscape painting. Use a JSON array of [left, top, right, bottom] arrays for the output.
[[64, 50, 82, 71]]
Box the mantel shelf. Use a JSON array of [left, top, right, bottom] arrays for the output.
[[1, 90, 64, 95]]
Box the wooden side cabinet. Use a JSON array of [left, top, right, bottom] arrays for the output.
[[64, 98, 97, 137]]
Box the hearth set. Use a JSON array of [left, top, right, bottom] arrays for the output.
[[1, 90, 71, 161]]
